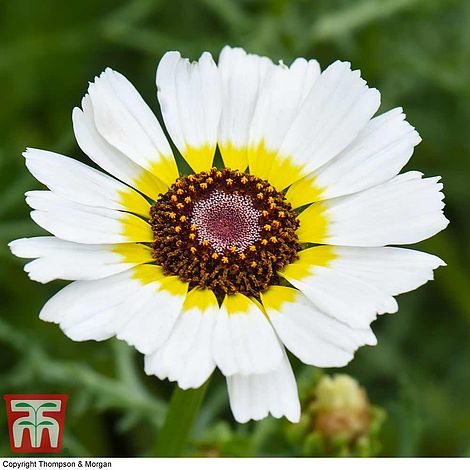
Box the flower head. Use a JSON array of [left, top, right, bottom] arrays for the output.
[[10, 46, 448, 424]]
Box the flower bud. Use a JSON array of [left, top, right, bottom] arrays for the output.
[[285, 373, 385, 456], [311, 374, 370, 442]]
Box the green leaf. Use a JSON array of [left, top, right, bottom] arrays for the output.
[[39, 420, 54, 426], [38, 402, 57, 408], [14, 403, 34, 408], [17, 420, 34, 426]]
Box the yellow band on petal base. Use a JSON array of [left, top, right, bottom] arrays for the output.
[[149, 155, 179, 187], [296, 245, 337, 266], [131, 168, 168, 202], [132, 264, 188, 296], [114, 243, 154, 264], [132, 264, 166, 284], [183, 288, 218, 313], [285, 173, 325, 209], [247, 141, 277, 180], [266, 154, 306, 192], [261, 285, 298, 312], [120, 212, 154, 242], [223, 293, 253, 315], [220, 143, 249, 171], [118, 187, 151, 218], [223, 140, 311, 193], [183, 144, 216, 174], [159, 275, 189, 297], [279, 246, 336, 281], [296, 201, 329, 243], [147, 154, 179, 188]]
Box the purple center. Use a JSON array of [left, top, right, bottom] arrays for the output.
[[191, 190, 262, 254]]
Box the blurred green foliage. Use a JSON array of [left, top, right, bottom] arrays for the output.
[[0, 0, 469, 457]]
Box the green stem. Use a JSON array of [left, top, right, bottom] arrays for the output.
[[34, 407, 38, 448], [154, 380, 210, 457]]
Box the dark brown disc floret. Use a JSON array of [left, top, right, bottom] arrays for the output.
[[149, 168, 301, 298]]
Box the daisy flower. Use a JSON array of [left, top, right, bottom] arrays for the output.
[[10, 46, 448, 424]]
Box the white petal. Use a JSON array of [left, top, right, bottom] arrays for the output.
[[327, 246, 445, 296], [23, 148, 150, 217], [270, 61, 380, 189], [288, 269, 396, 329], [115, 274, 188, 354], [298, 172, 449, 246], [9, 236, 153, 283], [218, 46, 274, 169], [72, 95, 167, 200], [262, 286, 376, 367], [280, 246, 445, 329], [86, 68, 178, 186], [157, 51, 221, 172], [227, 350, 300, 423], [212, 293, 283, 376], [248, 57, 321, 179], [145, 288, 218, 389], [286, 107, 421, 207], [39, 265, 188, 354], [39, 269, 144, 339], [26, 191, 152, 244]]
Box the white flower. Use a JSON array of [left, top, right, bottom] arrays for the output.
[[9, 46, 448, 424]]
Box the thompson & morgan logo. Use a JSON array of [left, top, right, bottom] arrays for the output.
[[3, 394, 68, 453]]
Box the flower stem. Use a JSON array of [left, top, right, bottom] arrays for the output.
[[154, 380, 210, 457]]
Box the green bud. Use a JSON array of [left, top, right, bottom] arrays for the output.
[[286, 373, 386, 456], [312, 374, 370, 442]]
